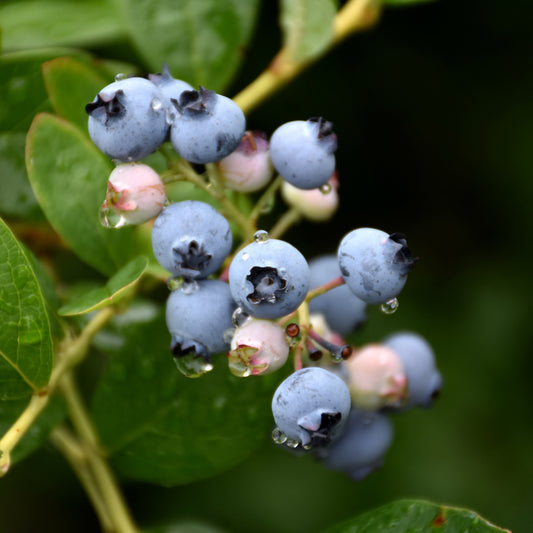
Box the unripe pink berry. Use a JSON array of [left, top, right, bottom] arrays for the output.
[[227, 318, 290, 377], [216, 131, 273, 192], [345, 343, 407, 410], [101, 163, 166, 226], [281, 173, 339, 222]]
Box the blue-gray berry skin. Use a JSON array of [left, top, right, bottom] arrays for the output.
[[272, 367, 351, 447], [148, 64, 193, 108], [383, 332, 442, 408], [86, 77, 169, 162], [269, 118, 337, 190], [166, 279, 235, 359], [228, 238, 310, 319], [337, 228, 415, 305], [152, 201, 232, 279], [170, 87, 246, 164], [320, 410, 394, 481], [308, 255, 367, 336]]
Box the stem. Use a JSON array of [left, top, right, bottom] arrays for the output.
[[60, 373, 139, 533], [249, 175, 283, 223], [50, 427, 115, 533], [268, 207, 301, 240], [233, 0, 381, 114], [305, 275, 345, 302]]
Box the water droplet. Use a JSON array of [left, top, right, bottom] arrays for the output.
[[254, 230, 269, 243], [114, 73, 125, 81], [320, 183, 332, 194], [181, 279, 198, 294], [302, 443, 312, 451], [0, 450, 11, 476], [285, 438, 299, 449], [241, 252, 250, 261], [99, 205, 128, 228], [260, 196, 275, 214], [151, 97, 163, 111], [272, 428, 287, 445], [331, 352, 343, 363], [167, 276, 184, 291], [174, 352, 213, 378], [111, 158, 123, 166], [165, 107, 177, 126], [223, 327, 236, 344], [380, 297, 399, 315], [232, 307, 249, 327]]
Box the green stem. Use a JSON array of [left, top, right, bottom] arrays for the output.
[[305, 275, 345, 302], [249, 175, 283, 224], [269, 207, 302, 240]]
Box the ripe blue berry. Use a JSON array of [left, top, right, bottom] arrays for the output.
[[228, 236, 310, 319], [383, 332, 442, 408], [269, 117, 337, 190], [337, 228, 415, 305], [308, 255, 367, 336], [170, 87, 246, 164], [152, 201, 232, 279], [86, 77, 169, 162], [320, 410, 394, 481], [166, 279, 236, 374], [272, 367, 351, 448]]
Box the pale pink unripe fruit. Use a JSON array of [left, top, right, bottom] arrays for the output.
[[216, 131, 273, 192], [281, 174, 339, 222], [101, 163, 166, 226], [227, 318, 290, 377], [345, 344, 407, 410]]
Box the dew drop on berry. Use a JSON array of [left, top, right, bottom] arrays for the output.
[[223, 327, 236, 344], [241, 252, 250, 261], [167, 276, 184, 292], [232, 307, 249, 327], [302, 443, 312, 451], [99, 205, 128, 228], [114, 73, 125, 81], [174, 352, 213, 378], [151, 97, 163, 111], [254, 230, 269, 243], [181, 279, 199, 295], [380, 297, 399, 315], [319, 183, 332, 194], [285, 438, 299, 449], [272, 427, 288, 445], [165, 107, 177, 126]]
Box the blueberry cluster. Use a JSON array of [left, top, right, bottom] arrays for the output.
[[86, 65, 441, 481]]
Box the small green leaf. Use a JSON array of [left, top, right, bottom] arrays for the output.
[[112, 0, 261, 91], [42, 56, 109, 133], [91, 309, 284, 485], [0, 218, 53, 399], [280, 0, 337, 62], [0, 1, 125, 52], [0, 396, 65, 464], [59, 256, 148, 316], [323, 499, 511, 533], [25, 113, 138, 276]]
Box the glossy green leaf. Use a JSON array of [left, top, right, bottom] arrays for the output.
[[0, 218, 53, 399], [112, 0, 261, 91], [59, 256, 148, 316], [280, 0, 336, 62], [0, 1, 125, 52], [25, 113, 138, 276], [0, 396, 65, 464], [91, 309, 284, 485], [0, 133, 40, 219], [323, 500, 511, 533], [42, 56, 109, 133]]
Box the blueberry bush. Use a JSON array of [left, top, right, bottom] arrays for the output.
[[1, 0, 530, 532]]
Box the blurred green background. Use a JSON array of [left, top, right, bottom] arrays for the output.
[[1, 0, 532, 531]]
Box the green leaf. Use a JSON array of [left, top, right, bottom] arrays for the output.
[[112, 0, 261, 91], [42, 56, 109, 133], [59, 256, 148, 316], [91, 309, 284, 485], [0, 218, 53, 399], [25, 113, 138, 276], [280, 0, 337, 62], [323, 500, 511, 533], [0, 1, 125, 52], [0, 396, 65, 464], [0, 133, 40, 219]]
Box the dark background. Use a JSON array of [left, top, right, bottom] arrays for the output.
[[2, 0, 532, 531]]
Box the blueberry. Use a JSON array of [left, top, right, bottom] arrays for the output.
[[166, 278, 236, 361], [170, 87, 246, 164], [337, 228, 415, 305], [319, 410, 394, 481], [269, 117, 337, 190], [272, 367, 351, 448], [308, 255, 367, 336], [86, 77, 169, 162], [228, 237, 310, 319], [148, 64, 193, 108], [383, 332, 442, 408], [152, 201, 232, 279]]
